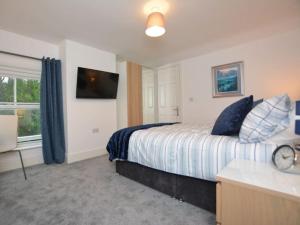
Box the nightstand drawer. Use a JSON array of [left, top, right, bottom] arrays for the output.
[[216, 160, 300, 225], [216, 182, 222, 225], [219, 182, 300, 225]]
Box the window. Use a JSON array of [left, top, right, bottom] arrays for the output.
[[0, 75, 41, 143]]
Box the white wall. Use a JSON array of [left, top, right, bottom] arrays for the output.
[[179, 28, 300, 124], [0, 30, 58, 59], [0, 30, 118, 172], [0, 29, 59, 172], [116, 61, 128, 129], [60, 40, 117, 163]]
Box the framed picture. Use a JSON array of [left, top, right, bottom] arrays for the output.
[[212, 61, 244, 98]]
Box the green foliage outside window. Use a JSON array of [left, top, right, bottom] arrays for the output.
[[0, 76, 14, 102], [17, 109, 41, 137], [17, 79, 40, 103], [0, 76, 41, 138]]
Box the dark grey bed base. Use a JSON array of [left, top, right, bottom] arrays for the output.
[[116, 160, 216, 213]]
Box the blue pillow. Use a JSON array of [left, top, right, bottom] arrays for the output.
[[211, 95, 253, 136]]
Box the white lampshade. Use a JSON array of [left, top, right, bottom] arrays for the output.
[[145, 12, 166, 37]]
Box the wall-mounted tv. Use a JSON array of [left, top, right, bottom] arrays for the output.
[[76, 67, 119, 99]]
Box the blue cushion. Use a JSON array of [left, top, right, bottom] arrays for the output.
[[296, 100, 300, 115], [211, 95, 253, 136]]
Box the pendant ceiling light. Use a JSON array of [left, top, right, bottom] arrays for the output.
[[145, 11, 166, 37]]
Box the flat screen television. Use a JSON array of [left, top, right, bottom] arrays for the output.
[[76, 67, 119, 99]]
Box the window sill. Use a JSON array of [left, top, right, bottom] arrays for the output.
[[15, 140, 42, 151]]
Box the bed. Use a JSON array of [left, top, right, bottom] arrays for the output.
[[108, 123, 278, 213], [127, 124, 277, 181]]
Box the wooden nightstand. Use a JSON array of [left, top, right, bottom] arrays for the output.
[[216, 160, 300, 225]]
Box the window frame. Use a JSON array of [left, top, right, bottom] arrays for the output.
[[0, 74, 41, 143]]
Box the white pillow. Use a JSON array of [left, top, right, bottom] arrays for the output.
[[263, 103, 300, 145], [239, 94, 292, 143]]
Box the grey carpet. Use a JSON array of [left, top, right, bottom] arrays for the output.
[[0, 155, 215, 225]]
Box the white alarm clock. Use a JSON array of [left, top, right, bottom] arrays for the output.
[[272, 145, 300, 174]]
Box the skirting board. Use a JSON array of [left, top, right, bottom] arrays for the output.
[[0, 147, 107, 173], [67, 148, 107, 164], [0, 148, 43, 173]]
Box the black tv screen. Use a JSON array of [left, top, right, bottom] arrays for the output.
[[76, 67, 119, 99]]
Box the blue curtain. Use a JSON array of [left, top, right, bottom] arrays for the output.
[[40, 58, 65, 164]]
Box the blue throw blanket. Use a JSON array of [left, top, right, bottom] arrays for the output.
[[106, 123, 174, 161]]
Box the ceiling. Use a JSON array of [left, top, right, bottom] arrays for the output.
[[0, 0, 300, 67]]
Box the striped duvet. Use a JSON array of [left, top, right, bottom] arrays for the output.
[[127, 124, 278, 181]]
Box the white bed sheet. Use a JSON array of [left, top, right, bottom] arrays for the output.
[[128, 124, 279, 181]]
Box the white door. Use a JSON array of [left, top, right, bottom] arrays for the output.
[[157, 66, 181, 123], [142, 69, 155, 124]]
